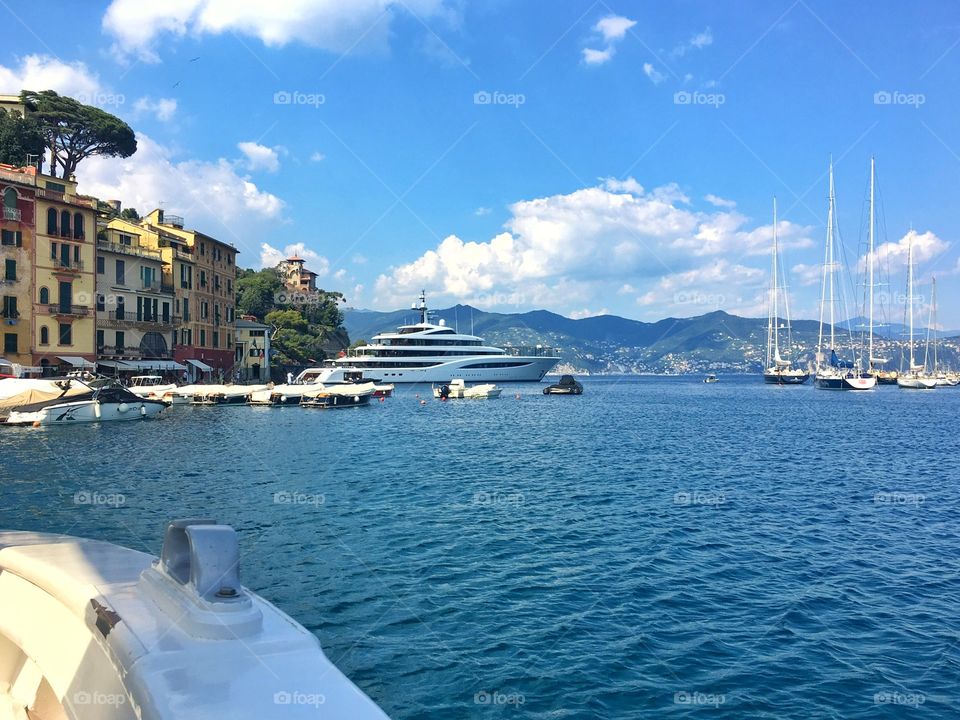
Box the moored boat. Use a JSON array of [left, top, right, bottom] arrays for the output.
[[300, 382, 376, 408], [703, 374, 719, 384], [192, 385, 268, 405], [0, 519, 390, 719], [543, 374, 584, 394], [433, 378, 503, 399], [1, 378, 167, 425], [128, 375, 178, 399]]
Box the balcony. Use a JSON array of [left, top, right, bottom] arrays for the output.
[[3, 207, 21, 221], [47, 304, 90, 317], [101, 311, 180, 329], [173, 247, 193, 262], [140, 280, 176, 295], [97, 240, 162, 261], [35, 187, 64, 202], [53, 259, 84, 273], [99, 345, 143, 358]]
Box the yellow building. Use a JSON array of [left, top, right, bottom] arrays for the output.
[[0, 165, 35, 369], [235, 318, 271, 381]]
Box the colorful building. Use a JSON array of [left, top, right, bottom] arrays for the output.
[[277, 255, 318, 296], [0, 165, 35, 369], [235, 317, 271, 381]]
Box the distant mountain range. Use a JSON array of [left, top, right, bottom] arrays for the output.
[[344, 305, 960, 374]]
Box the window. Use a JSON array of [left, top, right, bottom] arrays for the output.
[[115, 331, 124, 349], [215, 274, 221, 290], [1, 296, 17, 318], [41, 326, 49, 345], [141, 266, 155, 289], [73, 213, 84, 239], [58, 323, 72, 345], [73, 245, 80, 263], [212, 331, 219, 349], [162, 301, 170, 322], [116, 296, 125, 320], [96, 294, 105, 312], [180, 264, 192, 289], [200, 270, 207, 287], [201, 301, 208, 320], [0, 230, 18, 245], [182, 298, 190, 322], [116, 260, 125, 285], [50, 241, 57, 260], [119, 233, 132, 246], [250, 329, 265, 337], [60, 210, 71, 237], [3, 187, 16, 210], [47, 208, 57, 234], [58, 281, 72, 313], [96, 329, 103, 350], [199, 329, 206, 347], [227, 335, 231, 349], [39, 287, 49, 304], [4, 259, 14, 281], [200, 243, 205, 256], [97, 256, 104, 274], [3, 333, 15, 353]]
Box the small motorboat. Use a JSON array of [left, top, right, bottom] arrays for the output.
[[543, 375, 583, 395], [433, 379, 502, 399], [372, 383, 394, 398], [192, 385, 268, 405], [0, 519, 390, 719], [301, 382, 377, 408], [2, 378, 167, 425], [703, 374, 719, 383], [128, 375, 179, 399]]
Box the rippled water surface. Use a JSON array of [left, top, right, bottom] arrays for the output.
[[2, 376, 959, 718]]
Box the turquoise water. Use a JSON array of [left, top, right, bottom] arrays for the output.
[[2, 376, 959, 717]]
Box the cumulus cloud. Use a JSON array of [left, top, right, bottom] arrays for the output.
[[595, 15, 637, 42], [373, 177, 814, 316], [570, 307, 610, 319], [133, 96, 178, 121], [643, 62, 665, 84], [704, 193, 736, 208], [862, 229, 948, 274], [260, 242, 330, 275], [582, 47, 614, 65], [103, 0, 453, 62], [238, 141, 281, 173], [474, 206, 492, 216], [672, 27, 713, 57], [0, 54, 103, 103], [78, 133, 284, 256], [309, 151, 326, 162], [583, 14, 636, 66]]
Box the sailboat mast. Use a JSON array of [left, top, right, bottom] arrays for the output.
[[933, 277, 938, 371], [907, 239, 914, 368], [770, 197, 780, 364], [828, 162, 836, 352], [868, 157, 875, 371]]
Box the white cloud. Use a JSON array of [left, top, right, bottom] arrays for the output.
[[238, 141, 280, 173], [309, 151, 326, 162], [78, 133, 285, 257], [582, 47, 614, 65], [474, 206, 492, 216], [259, 242, 330, 276], [635, 260, 767, 318], [0, 54, 103, 103], [643, 63, 665, 84], [790, 263, 822, 287], [570, 307, 610, 319], [862, 229, 948, 273], [672, 27, 713, 58], [595, 15, 637, 42], [133, 96, 178, 121], [103, 0, 453, 62], [704, 193, 736, 208], [334, 268, 347, 280], [352, 254, 368, 265], [373, 177, 813, 315]]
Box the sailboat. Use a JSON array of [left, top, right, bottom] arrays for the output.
[[763, 197, 809, 384], [897, 237, 937, 389], [928, 277, 960, 386], [863, 158, 893, 384], [814, 159, 876, 390]]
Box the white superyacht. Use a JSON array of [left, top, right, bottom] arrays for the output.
[[329, 292, 558, 383]]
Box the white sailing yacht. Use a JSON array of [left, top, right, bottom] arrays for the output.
[[814, 159, 876, 390], [763, 197, 809, 384], [927, 278, 959, 386], [897, 240, 938, 389]]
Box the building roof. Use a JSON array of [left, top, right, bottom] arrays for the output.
[[286, 255, 304, 262], [236, 319, 270, 330]]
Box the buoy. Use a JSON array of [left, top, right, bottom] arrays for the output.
[[515, 393, 521, 400], [415, 393, 420, 398], [420, 400, 426, 405], [32, 420, 41, 428], [379, 397, 385, 402]]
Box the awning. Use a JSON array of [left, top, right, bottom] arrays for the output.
[[57, 356, 96, 369], [97, 360, 132, 370], [186, 359, 214, 372]]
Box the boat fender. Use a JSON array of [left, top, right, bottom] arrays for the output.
[[379, 396, 385, 402], [118, 402, 128, 413], [94, 402, 102, 419], [140, 404, 147, 416], [32, 420, 41, 427], [280, 395, 287, 403]]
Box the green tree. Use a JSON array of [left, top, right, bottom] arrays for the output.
[[236, 268, 283, 319], [21, 90, 137, 178], [120, 207, 140, 220], [0, 108, 44, 167], [265, 309, 309, 334]]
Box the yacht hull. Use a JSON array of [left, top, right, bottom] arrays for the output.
[[333, 355, 558, 383], [814, 374, 877, 391], [5, 399, 167, 425], [762, 371, 810, 385], [897, 377, 938, 390]]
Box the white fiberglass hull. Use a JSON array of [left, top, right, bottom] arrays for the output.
[[129, 383, 178, 399], [897, 376, 938, 390], [5, 399, 166, 425], [333, 356, 557, 383]]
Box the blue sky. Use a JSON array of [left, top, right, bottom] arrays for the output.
[[5, 1, 960, 326]]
